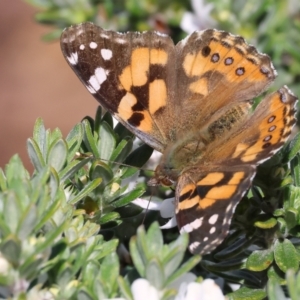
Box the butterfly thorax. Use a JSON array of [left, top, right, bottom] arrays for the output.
[[151, 102, 252, 186]]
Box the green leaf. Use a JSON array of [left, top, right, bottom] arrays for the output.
[[129, 235, 145, 277], [146, 222, 163, 256], [101, 111, 114, 129], [163, 242, 187, 278], [274, 239, 299, 273], [166, 254, 201, 286], [267, 279, 286, 300], [286, 269, 300, 300], [110, 138, 133, 163], [136, 224, 151, 261], [77, 289, 94, 300], [118, 276, 133, 300], [0, 168, 7, 191], [112, 186, 146, 208], [99, 252, 119, 296], [98, 121, 116, 161], [89, 161, 113, 187], [267, 265, 286, 285], [59, 157, 92, 183], [69, 178, 102, 205], [277, 218, 287, 235], [33, 117, 47, 157], [254, 216, 277, 229], [246, 249, 274, 271], [291, 154, 300, 186], [94, 106, 102, 133], [20, 257, 44, 280], [283, 132, 300, 163], [0, 236, 21, 267], [3, 191, 21, 234], [82, 119, 100, 158], [97, 239, 119, 260], [27, 138, 46, 172], [98, 212, 121, 225], [114, 122, 134, 141], [214, 235, 255, 259], [145, 259, 165, 289], [125, 143, 154, 168], [17, 204, 38, 240], [201, 257, 245, 273], [227, 287, 266, 300], [57, 263, 73, 287], [286, 208, 299, 229], [65, 123, 84, 162], [47, 138, 68, 171]]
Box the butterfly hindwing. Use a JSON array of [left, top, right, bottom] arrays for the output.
[[203, 86, 298, 166], [176, 165, 256, 254]]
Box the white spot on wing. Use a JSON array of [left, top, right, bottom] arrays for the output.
[[180, 217, 203, 233], [101, 49, 113, 60], [90, 42, 98, 49], [189, 241, 200, 252], [88, 67, 108, 92], [209, 227, 216, 234], [115, 37, 127, 44], [79, 44, 85, 50], [66, 52, 78, 65], [203, 237, 208, 242], [208, 214, 218, 225]]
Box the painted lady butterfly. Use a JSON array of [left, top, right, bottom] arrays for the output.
[[60, 23, 297, 254]]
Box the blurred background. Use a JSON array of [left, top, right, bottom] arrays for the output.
[[1, 0, 299, 171], [0, 1, 98, 171]]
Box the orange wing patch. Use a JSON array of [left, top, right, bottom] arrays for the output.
[[232, 87, 297, 164], [117, 47, 169, 132], [177, 171, 247, 211]]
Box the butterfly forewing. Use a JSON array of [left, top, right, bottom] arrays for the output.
[[61, 23, 177, 152], [175, 30, 277, 133]]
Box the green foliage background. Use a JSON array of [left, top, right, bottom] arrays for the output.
[[1, 0, 300, 299]]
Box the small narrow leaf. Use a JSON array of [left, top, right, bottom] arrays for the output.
[[59, 157, 92, 182], [69, 178, 102, 204], [82, 119, 100, 158], [27, 138, 46, 172], [283, 132, 300, 163], [254, 216, 277, 229], [267, 279, 286, 300], [227, 287, 266, 300], [98, 121, 116, 161], [145, 259, 165, 289], [33, 117, 47, 157], [47, 139, 68, 171]]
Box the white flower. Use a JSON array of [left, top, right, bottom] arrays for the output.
[[132, 196, 177, 230], [131, 278, 162, 300], [175, 279, 225, 300], [130, 277, 225, 300], [181, 0, 216, 34], [0, 254, 10, 275]]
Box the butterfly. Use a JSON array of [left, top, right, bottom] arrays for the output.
[[60, 22, 297, 255]]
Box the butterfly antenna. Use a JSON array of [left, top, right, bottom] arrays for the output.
[[141, 187, 155, 225]]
